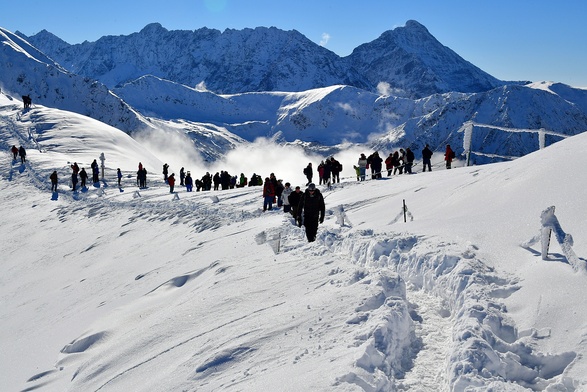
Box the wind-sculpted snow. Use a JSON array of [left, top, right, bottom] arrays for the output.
[[322, 231, 577, 390], [3, 90, 587, 391]]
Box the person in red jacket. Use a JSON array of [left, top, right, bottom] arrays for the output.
[[262, 177, 275, 211], [445, 144, 455, 169], [10, 145, 18, 161], [168, 173, 176, 193]]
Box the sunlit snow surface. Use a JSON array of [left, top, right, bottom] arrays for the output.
[[1, 95, 586, 391]]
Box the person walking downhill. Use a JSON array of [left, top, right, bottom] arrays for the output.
[[282, 182, 293, 214], [117, 168, 123, 186], [297, 183, 325, 243], [288, 186, 303, 224]]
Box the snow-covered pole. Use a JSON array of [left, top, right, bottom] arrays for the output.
[[463, 121, 473, 167], [540, 206, 554, 259], [538, 129, 546, 150], [403, 199, 407, 223], [99, 153, 106, 181], [457, 121, 474, 166]]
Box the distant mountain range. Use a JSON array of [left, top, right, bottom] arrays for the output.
[[20, 20, 511, 99], [2, 22, 587, 165]]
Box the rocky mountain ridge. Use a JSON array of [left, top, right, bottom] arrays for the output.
[[21, 21, 509, 98]]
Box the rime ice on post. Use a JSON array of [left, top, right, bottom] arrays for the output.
[[99, 153, 106, 180], [460, 121, 474, 167], [523, 206, 585, 273]]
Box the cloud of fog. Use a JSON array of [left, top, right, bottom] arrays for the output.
[[133, 126, 208, 176], [134, 126, 377, 186], [320, 33, 331, 47], [376, 81, 406, 97]]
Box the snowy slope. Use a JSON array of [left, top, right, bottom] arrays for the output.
[[0, 27, 149, 134], [1, 90, 587, 391]]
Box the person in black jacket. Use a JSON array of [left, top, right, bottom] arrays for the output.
[[422, 144, 433, 172], [288, 186, 303, 221], [405, 148, 415, 174], [297, 183, 325, 242]]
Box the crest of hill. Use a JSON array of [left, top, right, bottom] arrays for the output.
[[0, 27, 151, 134], [23, 21, 508, 98]]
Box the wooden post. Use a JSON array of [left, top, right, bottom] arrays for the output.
[[403, 199, 407, 223]]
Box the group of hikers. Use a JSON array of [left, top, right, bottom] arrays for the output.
[[10, 143, 458, 243], [157, 163, 326, 242], [352, 144, 455, 181], [302, 156, 344, 187], [10, 145, 26, 164]]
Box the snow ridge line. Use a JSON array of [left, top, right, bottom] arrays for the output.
[[321, 230, 578, 390]]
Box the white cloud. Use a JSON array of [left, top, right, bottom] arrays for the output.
[[320, 33, 331, 47]]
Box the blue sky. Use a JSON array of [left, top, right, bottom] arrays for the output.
[[2, 0, 586, 87]]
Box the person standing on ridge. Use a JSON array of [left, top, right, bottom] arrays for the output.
[[303, 163, 313, 186], [297, 183, 325, 243], [262, 177, 275, 211], [445, 144, 455, 169], [168, 173, 176, 193], [422, 144, 433, 172], [50, 171, 58, 192]]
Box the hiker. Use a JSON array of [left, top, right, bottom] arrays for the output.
[[79, 168, 88, 188], [18, 146, 26, 163], [22, 95, 31, 109], [282, 182, 293, 214], [288, 186, 303, 223], [10, 145, 18, 160], [445, 144, 455, 169], [185, 171, 193, 192], [405, 148, 414, 174], [179, 167, 185, 186], [263, 177, 275, 211], [297, 183, 325, 242], [117, 168, 122, 186], [303, 163, 313, 185], [50, 171, 58, 192], [358, 153, 367, 181], [422, 144, 433, 172], [168, 173, 176, 193], [163, 163, 169, 182]]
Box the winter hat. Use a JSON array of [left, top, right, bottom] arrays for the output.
[[308, 183, 316, 191]]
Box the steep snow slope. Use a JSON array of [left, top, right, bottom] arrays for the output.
[[0, 27, 149, 134], [1, 90, 587, 391]]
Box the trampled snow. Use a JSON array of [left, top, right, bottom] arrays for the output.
[[1, 93, 587, 391]]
